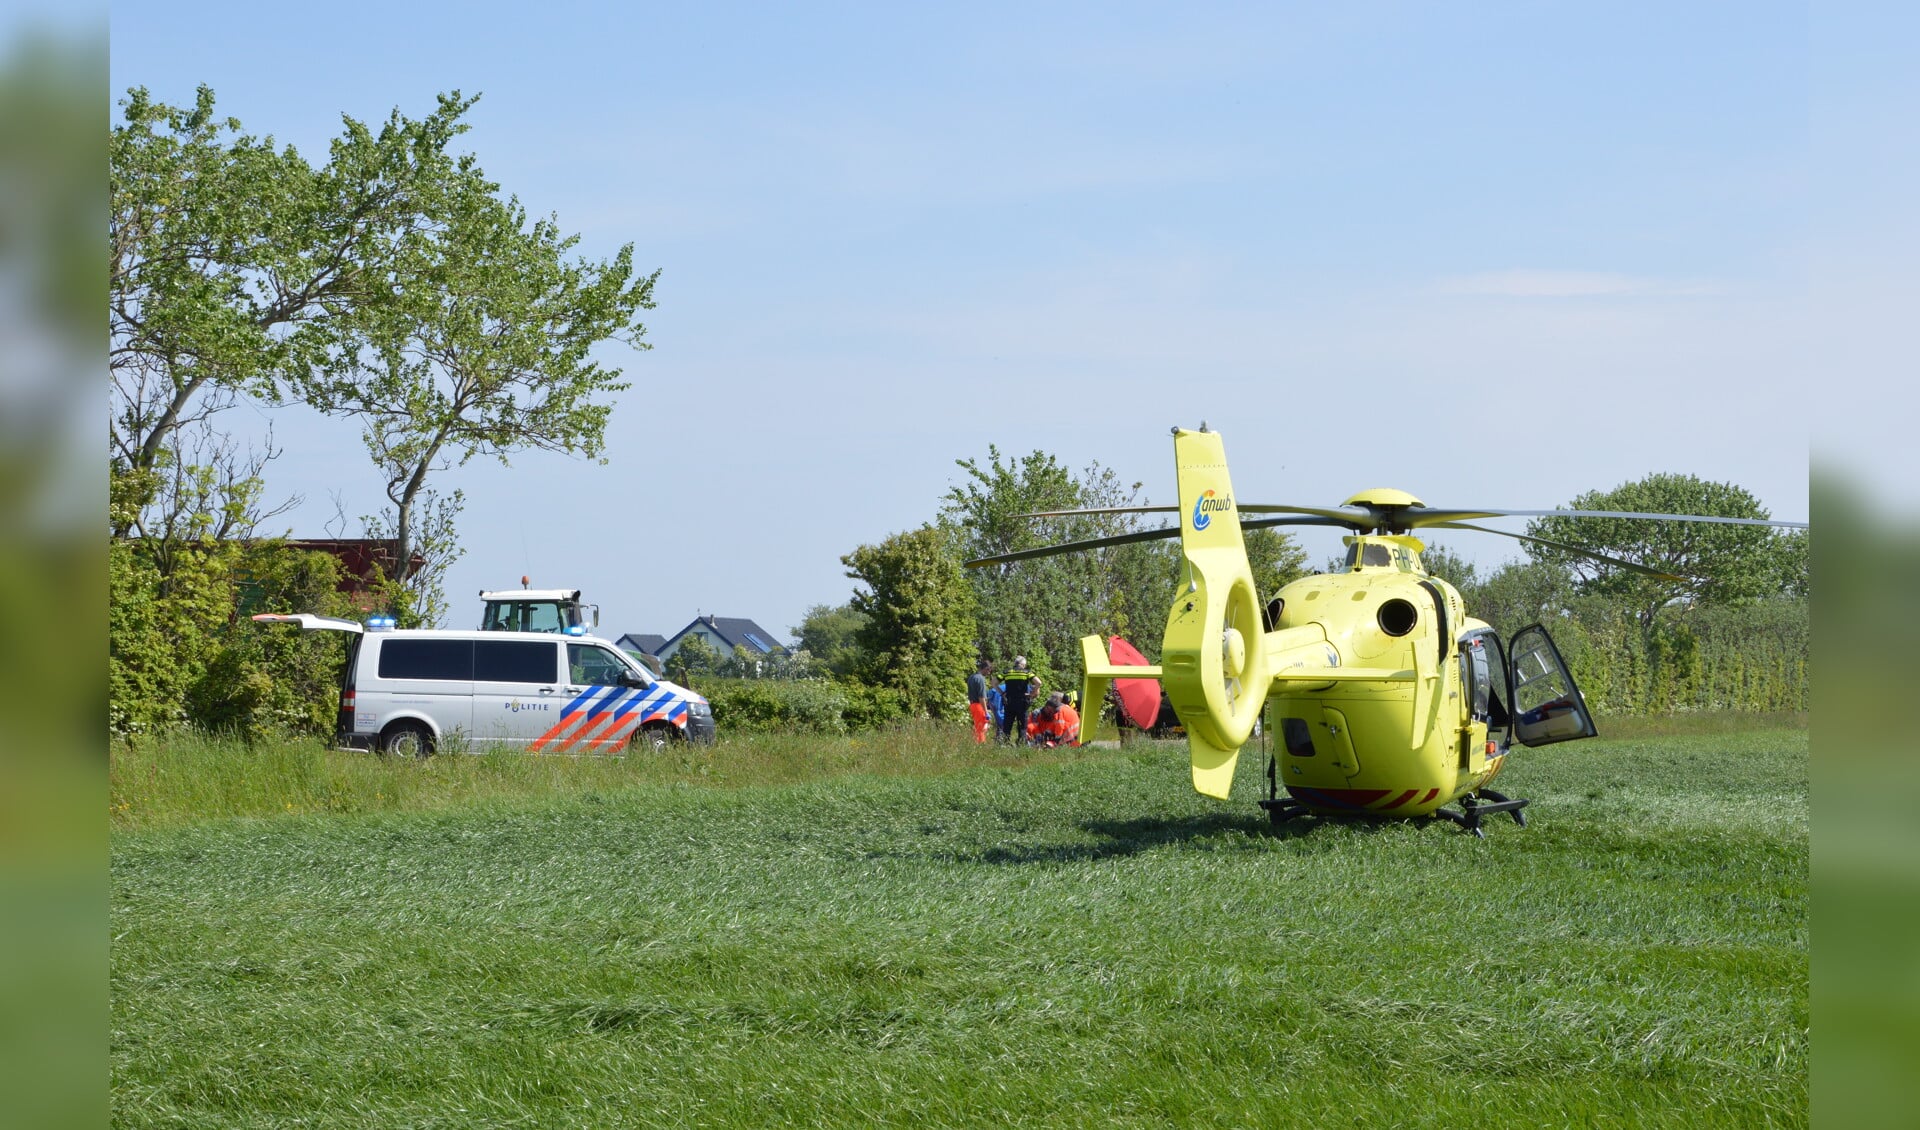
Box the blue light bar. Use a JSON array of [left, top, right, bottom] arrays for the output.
[[565, 625, 586, 636], [366, 615, 397, 631]]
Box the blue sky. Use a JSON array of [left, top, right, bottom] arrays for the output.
[[108, 2, 1830, 642]]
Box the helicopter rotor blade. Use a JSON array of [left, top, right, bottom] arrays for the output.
[[1430, 522, 1693, 582], [1239, 516, 1360, 531], [973, 513, 1359, 569], [1020, 505, 1177, 519], [1236, 503, 1374, 524], [963, 524, 1183, 568], [1027, 502, 1379, 524], [1407, 508, 1806, 530]]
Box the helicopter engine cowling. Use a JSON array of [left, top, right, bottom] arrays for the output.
[[1160, 429, 1272, 798]]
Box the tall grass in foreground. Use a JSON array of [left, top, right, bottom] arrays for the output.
[[109, 711, 1806, 831], [112, 721, 1806, 1127], [109, 724, 1115, 829]]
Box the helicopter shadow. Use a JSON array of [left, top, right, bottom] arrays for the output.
[[958, 808, 1334, 867]]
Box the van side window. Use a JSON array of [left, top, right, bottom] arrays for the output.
[[378, 639, 473, 680], [568, 643, 634, 686], [475, 639, 558, 684]]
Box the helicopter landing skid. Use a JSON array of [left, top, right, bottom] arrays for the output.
[[1257, 797, 1314, 826], [1430, 788, 1529, 838], [1258, 788, 1529, 837]]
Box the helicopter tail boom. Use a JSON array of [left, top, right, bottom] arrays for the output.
[[1160, 428, 1274, 797]]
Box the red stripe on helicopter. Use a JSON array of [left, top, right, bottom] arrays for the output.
[[1420, 788, 1439, 804], [1285, 787, 1393, 813], [1377, 789, 1420, 810]]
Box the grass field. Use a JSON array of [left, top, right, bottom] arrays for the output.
[[111, 719, 1807, 1128]]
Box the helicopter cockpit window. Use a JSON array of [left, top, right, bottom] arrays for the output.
[[1341, 542, 1395, 570]]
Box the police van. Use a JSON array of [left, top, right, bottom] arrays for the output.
[[253, 614, 715, 756]]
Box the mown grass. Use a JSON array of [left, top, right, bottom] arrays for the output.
[[111, 719, 1806, 1128]]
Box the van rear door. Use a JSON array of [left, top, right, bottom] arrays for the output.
[[252, 614, 367, 743], [251, 613, 363, 634]]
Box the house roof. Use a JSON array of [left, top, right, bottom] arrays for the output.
[[617, 633, 669, 656], [660, 615, 787, 655]]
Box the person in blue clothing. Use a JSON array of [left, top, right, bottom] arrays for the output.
[[985, 674, 1005, 737]]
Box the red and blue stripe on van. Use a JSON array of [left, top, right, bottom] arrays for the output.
[[529, 684, 690, 752]]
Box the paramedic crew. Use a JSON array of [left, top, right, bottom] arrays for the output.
[[966, 660, 992, 743], [1057, 692, 1080, 744], [1030, 692, 1080, 746], [1000, 656, 1038, 744]]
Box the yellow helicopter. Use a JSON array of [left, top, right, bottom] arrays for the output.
[[965, 426, 1807, 835]]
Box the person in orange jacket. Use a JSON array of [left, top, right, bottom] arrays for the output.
[[1057, 692, 1080, 745], [1031, 692, 1078, 747]]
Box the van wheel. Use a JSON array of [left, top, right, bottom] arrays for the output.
[[631, 722, 682, 754], [380, 721, 435, 758]]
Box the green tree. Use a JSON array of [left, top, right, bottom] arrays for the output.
[[357, 486, 464, 627], [304, 147, 657, 592], [1464, 558, 1575, 637], [1774, 528, 1809, 599], [941, 447, 1306, 674], [720, 645, 763, 679], [669, 635, 720, 682], [940, 447, 1209, 676], [792, 602, 870, 681], [1414, 541, 1479, 589], [1245, 526, 1312, 607], [842, 526, 979, 719], [110, 86, 480, 537], [1526, 473, 1795, 628], [940, 447, 1081, 676]]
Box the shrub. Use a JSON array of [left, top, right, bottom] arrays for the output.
[[110, 540, 359, 742], [697, 677, 906, 735]]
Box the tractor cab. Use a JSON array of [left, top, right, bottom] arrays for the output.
[[479, 586, 599, 636]]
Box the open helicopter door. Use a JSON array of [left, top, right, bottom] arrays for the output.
[[1507, 624, 1598, 747]]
